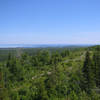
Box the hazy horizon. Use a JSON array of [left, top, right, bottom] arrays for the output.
[[0, 43, 96, 48]]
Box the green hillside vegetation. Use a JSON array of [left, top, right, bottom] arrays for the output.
[[0, 45, 100, 100]]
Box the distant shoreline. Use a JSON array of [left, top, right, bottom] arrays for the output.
[[0, 44, 96, 48]]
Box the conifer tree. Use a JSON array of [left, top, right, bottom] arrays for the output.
[[82, 51, 94, 93], [93, 48, 100, 87], [35, 78, 49, 100]]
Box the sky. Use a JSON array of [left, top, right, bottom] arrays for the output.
[[0, 0, 100, 45]]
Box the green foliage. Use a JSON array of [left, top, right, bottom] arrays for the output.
[[35, 78, 49, 100], [81, 51, 95, 93], [69, 91, 78, 100], [0, 46, 100, 100], [93, 49, 100, 87]]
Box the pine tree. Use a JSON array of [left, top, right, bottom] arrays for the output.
[[93, 48, 100, 87], [82, 51, 94, 93], [0, 65, 10, 100], [35, 78, 49, 100]]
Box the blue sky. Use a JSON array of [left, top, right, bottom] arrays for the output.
[[0, 0, 100, 44]]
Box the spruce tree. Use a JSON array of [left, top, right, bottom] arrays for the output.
[[82, 51, 94, 93], [93, 48, 100, 87]]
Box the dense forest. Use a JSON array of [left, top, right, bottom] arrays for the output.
[[0, 45, 100, 100]]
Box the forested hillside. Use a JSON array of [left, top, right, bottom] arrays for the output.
[[0, 46, 100, 100]]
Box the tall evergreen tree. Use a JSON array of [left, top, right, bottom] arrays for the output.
[[81, 51, 94, 93], [93, 48, 100, 87]]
